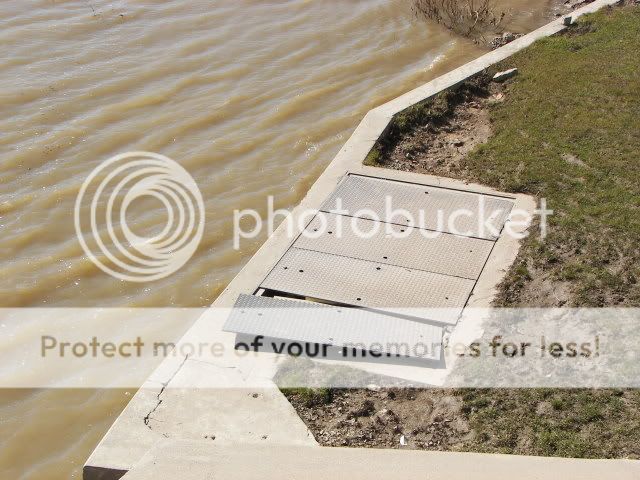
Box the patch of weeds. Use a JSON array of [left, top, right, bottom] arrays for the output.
[[282, 387, 334, 408], [459, 389, 640, 458], [550, 397, 566, 411], [535, 429, 592, 458]]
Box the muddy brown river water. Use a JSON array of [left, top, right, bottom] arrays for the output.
[[1, 0, 555, 477]]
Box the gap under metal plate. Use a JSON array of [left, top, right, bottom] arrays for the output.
[[260, 248, 473, 324], [223, 294, 443, 361], [294, 213, 493, 280], [321, 175, 514, 240]]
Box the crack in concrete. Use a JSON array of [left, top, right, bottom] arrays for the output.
[[143, 355, 190, 430]]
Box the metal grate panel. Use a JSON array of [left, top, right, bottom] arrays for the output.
[[294, 213, 493, 280], [224, 294, 443, 361], [321, 175, 514, 240], [260, 248, 474, 324]]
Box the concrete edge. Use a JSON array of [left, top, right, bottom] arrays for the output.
[[121, 441, 640, 479]]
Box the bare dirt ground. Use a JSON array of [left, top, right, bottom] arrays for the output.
[[382, 82, 501, 176], [287, 388, 472, 450]]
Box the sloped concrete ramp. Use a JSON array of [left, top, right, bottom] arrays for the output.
[[121, 441, 640, 480]]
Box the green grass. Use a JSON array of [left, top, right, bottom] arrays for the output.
[[464, 6, 640, 307], [281, 387, 334, 407], [458, 388, 640, 458], [370, 6, 640, 308], [456, 7, 640, 458]]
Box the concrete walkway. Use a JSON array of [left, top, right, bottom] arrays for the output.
[[122, 441, 640, 480]]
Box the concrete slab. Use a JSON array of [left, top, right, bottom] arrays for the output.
[[121, 441, 640, 480], [84, 384, 164, 480], [84, 311, 317, 480]]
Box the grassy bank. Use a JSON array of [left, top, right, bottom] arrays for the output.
[[446, 4, 640, 456], [287, 4, 640, 458]]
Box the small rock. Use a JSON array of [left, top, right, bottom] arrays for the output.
[[488, 92, 505, 105], [452, 139, 465, 147], [400, 435, 407, 446], [493, 68, 518, 82], [366, 384, 381, 392]]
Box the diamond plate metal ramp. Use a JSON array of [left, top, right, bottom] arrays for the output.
[[322, 175, 514, 240], [294, 213, 493, 280], [260, 248, 473, 324], [223, 294, 443, 361]]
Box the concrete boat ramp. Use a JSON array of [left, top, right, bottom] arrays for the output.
[[85, 1, 638, 478], [86, 168, 534, 480], [223, 173, 518, 362]]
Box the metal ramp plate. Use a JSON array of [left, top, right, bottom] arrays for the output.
[[321, 175, 514, 240], [294, 213, 493, 280], [224, 294, 443, 361], [260, 248, 474, 323]]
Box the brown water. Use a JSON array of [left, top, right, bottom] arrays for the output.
[[0, 0, 553, 478]]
